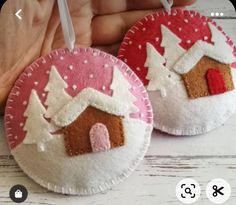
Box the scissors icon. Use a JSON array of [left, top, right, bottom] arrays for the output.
[[212, 185, 224, 197]]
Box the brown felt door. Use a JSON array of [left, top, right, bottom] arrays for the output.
[[206, 68, 226, 95]]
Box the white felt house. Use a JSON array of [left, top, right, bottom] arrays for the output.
[[173, 40, 235, 99], [52, 88, 129, 156]]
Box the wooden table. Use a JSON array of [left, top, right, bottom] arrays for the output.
[[0, 0, 236, 204]]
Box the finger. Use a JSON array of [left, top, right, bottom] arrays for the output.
[[0, 0, 54, 109], [93, 42, 121, 56], [91, 9, 156, 46], [92, 0, 196, 15]]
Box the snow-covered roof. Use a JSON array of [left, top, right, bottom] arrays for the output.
[[52, 88, 129, 127], [173, 40, 235, 74]]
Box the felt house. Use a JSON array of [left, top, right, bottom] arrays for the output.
[[173, 41, 235, 99], [52, 88, 129, 156]]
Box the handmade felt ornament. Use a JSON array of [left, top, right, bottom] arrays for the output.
[[118, 8, 236, 135], [4, 0, 153, 195]]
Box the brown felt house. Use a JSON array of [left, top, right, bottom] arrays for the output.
[[173, 41, 235, 99], [52, 88, 129, 156]]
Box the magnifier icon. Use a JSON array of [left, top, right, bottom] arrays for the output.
[[185, 187, 192, 195]]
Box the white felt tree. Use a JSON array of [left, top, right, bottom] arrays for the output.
[[208, 22, 233, 52], [161, 25, 186, 69], [145, 42, 178, 97], [44, 65, 72, 119], [23, 89, 54, 152], [110, 66, 139, 113]]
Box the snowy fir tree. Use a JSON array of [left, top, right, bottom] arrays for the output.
[[110, 66, 139, 113], [23, 89, 54, 152], [161, 25, 186, 69], [44, 65, 72, 119], [145, 42, 178, 97]]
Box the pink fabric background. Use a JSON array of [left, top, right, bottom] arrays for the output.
[[118, 9, 236, 86], [5, 48, 152, 150]]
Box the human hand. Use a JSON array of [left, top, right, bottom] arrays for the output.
[[0, 0, 195, 113]]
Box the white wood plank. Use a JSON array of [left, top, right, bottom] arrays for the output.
[[0, 155, 235, 205]]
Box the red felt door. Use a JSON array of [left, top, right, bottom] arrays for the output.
[[206, 68, 226, 95]]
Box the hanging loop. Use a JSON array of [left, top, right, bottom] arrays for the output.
[[160, 0, 173, 13], [57, 0, 76, 51]]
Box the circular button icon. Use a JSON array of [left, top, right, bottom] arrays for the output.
[[9, 184, 28, 203], [176, 178, 201, 204], [206, 178, 231, 204]]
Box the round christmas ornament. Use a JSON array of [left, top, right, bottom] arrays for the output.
[[4, 47, 153, 195], [4, 0, 153, 195], [118, 8, 236, 135]]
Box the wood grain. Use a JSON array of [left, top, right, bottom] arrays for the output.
[[0, 0, 236, 204]]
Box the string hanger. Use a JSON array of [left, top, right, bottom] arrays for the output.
[[160, 0, 173, 14], [57, 0, 76, 51]]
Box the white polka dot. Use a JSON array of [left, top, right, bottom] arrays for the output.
[[42, 93, 46, 97], [142, 27, 146, 31], [93, 52, 98, 56], [89, 74, 94, 79], [46, 70, 50, 75], [190, 14, 194, 18], [14, 136, 18, 139], [34, 82, 39, 86], [124, 72, 128, 76], [20, 123, 24, 127], [104, 64, 109, 68], [129, 41, 133, 45], [64, 76, 68, 80], [203, 22, 207, 26], [27, 73, 32, 77], [186, 40, 191, 44], [155, 37, 159, 42], [60, 56, 64, 60], [167, 21, 171, 25], [184, 19, 189, 23], [138, 45, 142, 50], [132, 86, 136, 90], [68, 65, 73, 70], [204, 36, 208, 41], [140, 113, 144, 118], [136, 67, 141, 71], [102, 86, 106, 91], [23, 101, 27, 106], [194, 28, 199, 32], [15, 91, 20, 96], [73, 50, 78, 54], [124, 59, 128, 63], [9, 115, 13, 119], [83, 60, 88, 64], [72, 85, 77, 90], [178, 27, 182, 31]]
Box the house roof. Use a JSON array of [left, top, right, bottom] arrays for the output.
[[52, 88, 129, 127], [173, 40, 235, 74]]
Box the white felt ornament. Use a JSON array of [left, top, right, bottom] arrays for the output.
[[118, 9, 236, 135], [145, 42, 179, 97], [23, 90, 54, 152], [44, 65, 72, 119], [110, 66, 139, 113], [160, 25, 186, 69]]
